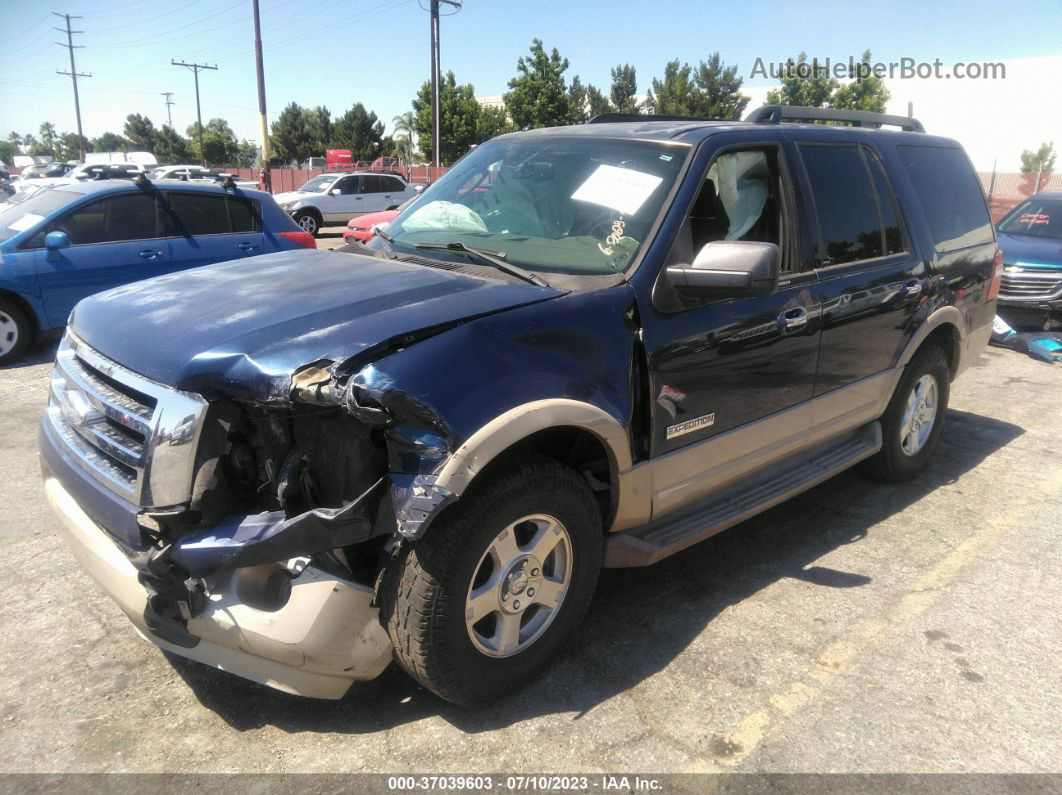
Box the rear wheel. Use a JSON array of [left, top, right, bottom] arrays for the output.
[[379, 456, 602, 706], [866, 345, 950, 481], [0, 298, 32, 366], [293, 209, 320, 237]]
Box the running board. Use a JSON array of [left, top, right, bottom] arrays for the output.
[[604, 422, 882, 567]]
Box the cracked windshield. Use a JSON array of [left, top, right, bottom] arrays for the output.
[[381, 137, 689, 275]]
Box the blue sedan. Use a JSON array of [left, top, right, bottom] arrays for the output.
[[995, 190, 1062, 330], [0, 178, 316, 364]]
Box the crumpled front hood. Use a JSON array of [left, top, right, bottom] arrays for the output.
[[70, 249, 565, 403], [997, 232, 1062, 266]]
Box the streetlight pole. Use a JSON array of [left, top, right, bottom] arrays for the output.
[[171, 59, 218, 166], [252, 0, 271, 191]]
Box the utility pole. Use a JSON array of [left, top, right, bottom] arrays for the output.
[[161, 92, 174, 128], [54, 12, 91, 162], [171, 59, 217, 166], [251, 0, 271, 191], [427, 0, 461, 169]]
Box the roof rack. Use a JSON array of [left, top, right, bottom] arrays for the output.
[[588, 112, 714, 124], [745, 104, 925, 133]]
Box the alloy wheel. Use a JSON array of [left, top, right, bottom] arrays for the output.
[[900, 373, 939, 456]]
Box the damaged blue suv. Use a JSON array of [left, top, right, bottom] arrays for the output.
[[41, 106, 998, 706]]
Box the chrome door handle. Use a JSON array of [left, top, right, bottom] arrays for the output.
[[237, 241, 258, 251], [139, 249, 162, 260], [902, 278, 922, 298], [779, 307, 808, 330]]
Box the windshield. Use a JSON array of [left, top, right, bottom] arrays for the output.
[[0, 188, 80, 242], [999, 198, 1062, 240], [298, 174, 342, 193], [383, 136, 689, 275]]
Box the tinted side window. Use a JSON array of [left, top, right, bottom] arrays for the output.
[[383, 176, 405, 192], [800, 144, 882, 265], [56, 193, 157, 245], [360, 175, 384, 193], [164, 192, 230, 236], [865, 151, 904, 255], [336, 176, 359, 195], [228, 197, 260, 233], [898, 145, 993, 253]]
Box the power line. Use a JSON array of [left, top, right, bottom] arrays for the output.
[[161, 92, 175, 127], [54, 11, 91, 161], [171, 59, 217, 165]]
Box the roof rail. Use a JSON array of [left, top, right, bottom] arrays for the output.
[[744, 104, 925, 133], [587, 112, 714, 124]]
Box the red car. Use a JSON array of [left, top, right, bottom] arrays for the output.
[[343, 208, 400, 243]]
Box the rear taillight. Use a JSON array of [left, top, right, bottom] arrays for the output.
[[987, 249, 1003, 300], [279, 230, 317, 249]]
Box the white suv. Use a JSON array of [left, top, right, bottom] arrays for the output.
[[273, 172, 419, 236]]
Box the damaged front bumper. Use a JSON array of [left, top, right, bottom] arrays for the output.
[[43, 475, 392, 698]]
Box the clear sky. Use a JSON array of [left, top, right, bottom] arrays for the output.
[[1, 0, 1060, 170]]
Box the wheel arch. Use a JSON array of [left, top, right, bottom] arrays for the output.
[[0, 288, 41, 336], [897, 306, 962, 380], [430, 400, 633, 532]]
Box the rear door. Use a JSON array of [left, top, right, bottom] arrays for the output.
[[796, 139, 924, 395], [33, 191, 170, 326], [161, 190, 264, 269], [357, 174, 390, 213], [379, 175, 408, 209]]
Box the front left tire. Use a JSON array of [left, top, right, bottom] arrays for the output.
[[293, 209, 321, 237], [379, 456, 603, 706], [0, 298, 31, 366]]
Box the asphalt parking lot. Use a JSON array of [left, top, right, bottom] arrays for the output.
[[1, 333, 1060, 775]]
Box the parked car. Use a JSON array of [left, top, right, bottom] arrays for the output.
[[39, 106, 997, 706], [342, 196, 418, 243], [273, 172, 419, 236], [149, 165, 258, 190], [0, 179, 315, 364], [994, 191, 1062, 330], [15, 161, 76, 181]]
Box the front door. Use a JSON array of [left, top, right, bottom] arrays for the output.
[[639, 141, 821, 516], [34, 191, 170, 327], [320, 174, 364, 222]]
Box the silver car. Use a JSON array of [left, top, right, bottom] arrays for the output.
[[273, 172, 419, 236]]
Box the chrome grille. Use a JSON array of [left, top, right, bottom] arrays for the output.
[[999, 267, 1062, 301], [46, 332, 209, 507]]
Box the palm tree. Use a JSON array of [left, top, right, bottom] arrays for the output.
[[392, 111, 416, 166], [7, 132, 22, 152]]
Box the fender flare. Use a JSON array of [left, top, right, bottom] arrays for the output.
[[433, 399, 633, 498], [897, 305, 963, 371]]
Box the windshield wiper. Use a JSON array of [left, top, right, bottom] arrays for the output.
[[413, 241, 550, 287]]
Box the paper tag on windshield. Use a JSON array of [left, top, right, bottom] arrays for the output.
[[8, 213, 43, 233], [571, 165, 663, 216]]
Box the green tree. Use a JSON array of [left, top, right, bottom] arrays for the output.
[[154, 125, 191, 164], [55, 132, 90, 161], [38, 122, 57, 155], [235, 139, 258, 168], [333, 103, 385, 160], [7, 132, 22, 152], [504, 38, 574, 129], [1020, 142, 1056, 174], [412, 71, 481, 163], [645, 60, 696, 115], [392, 110, 416, 165], [92, 131, 129, 152], [690, 53, 749, 119], [0, 141, 16, 165], [567, 75, 589, 124], [22, 134, 38, 152], [270, 102, 312, 164], [123, 114, 156, 152], [831, 50, 890, 112], [610, 63, 639, 113], [586, 85, 611, 118], [476, 104, 513, 142], [305, 106, 332, 154], [765, 52, 838, 108]]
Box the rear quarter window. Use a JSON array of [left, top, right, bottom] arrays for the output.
[[898, 145, 993, 253]]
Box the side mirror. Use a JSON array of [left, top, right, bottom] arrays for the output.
[[329, 188, 342, 196], [413, 184, 426, 194], [45, 231, 71, 251], [667, 240, 779, 298]]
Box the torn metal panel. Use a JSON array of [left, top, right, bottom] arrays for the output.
[[169, 477, 390, 578]]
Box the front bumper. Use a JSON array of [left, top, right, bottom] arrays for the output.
[[43, 474, 393, 699]]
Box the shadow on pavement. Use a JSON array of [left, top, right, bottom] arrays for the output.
[[0, 337, 59, 371], [169, 408, 1023, 734]]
